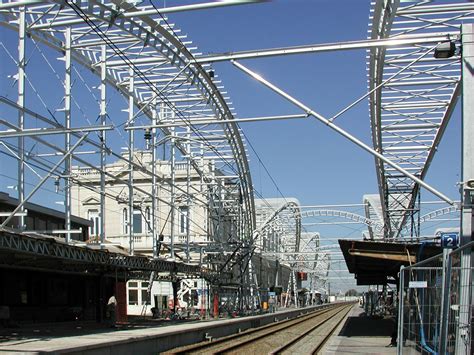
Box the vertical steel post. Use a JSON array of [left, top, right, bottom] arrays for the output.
[[186, 126, 191, 262], [99, 45, 107, 247], [293, 269, 298, 308], [457, 23, 474, 355], [248, 259, 254, 311], [439, 249, 452, 354], [170, 118, 176, 260], [64, 27, 72, 244], [128, 69, 135, 255], [397, 266, 405, 355], [17, 7, 26, 230], [151, 99, 158, 258]]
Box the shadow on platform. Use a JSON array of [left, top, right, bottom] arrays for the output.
[[338, 313, 395, 337], [0, 317, 197, 344]]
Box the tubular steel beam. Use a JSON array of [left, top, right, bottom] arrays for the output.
[[232, 60, 455, 206], [0, 134, 89, 228], [0, 124, 114, 138], [125, 113, 308, 129], [196, 34, 453, 63], [16, 0, 265, 30]]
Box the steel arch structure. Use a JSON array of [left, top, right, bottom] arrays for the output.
[[368, 1, 473, 239], [254, 199, 302, 256], [419, 205, 460, 224], [300, 209, 384, 235], [0, 0, 255, 242]]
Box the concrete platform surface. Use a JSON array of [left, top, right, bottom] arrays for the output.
[[322, 306, 397, 355], [0, 305, 328, 354]]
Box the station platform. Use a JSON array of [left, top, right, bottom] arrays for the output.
[[0, 305, 324, 354], [322, 305, 396, 354]]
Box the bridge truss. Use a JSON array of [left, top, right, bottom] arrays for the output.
[[368, 0, 473, 239]]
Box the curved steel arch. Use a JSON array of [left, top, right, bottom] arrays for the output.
[[419, 206, 460, 224], [0, 0, 255, 234], [254, 200, 302, 253], [368, 1, 472, 239], [300, 209, 384, 234], [364, 194, 386, 239]]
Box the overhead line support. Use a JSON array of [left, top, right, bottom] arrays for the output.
[[196, 34, 454, 63], [231, 60, 455, 206]]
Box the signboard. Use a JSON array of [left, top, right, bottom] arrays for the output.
[[440, 232, 459, 248], [409, 281, 428, 289]]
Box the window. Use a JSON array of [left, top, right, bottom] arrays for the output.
[[88, 209, 100, 237], [128, 280, 150, 306], [128, 281, 139, 305], [178, 206, 189, 235], [123, 208, 128, 234], [123, 208, 143, 234], [133, 209, 142, 234], [128, 289, 138, 305], [141, 290, 150, 305]]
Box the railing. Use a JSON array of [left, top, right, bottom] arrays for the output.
[[398, 241, 473, 354]]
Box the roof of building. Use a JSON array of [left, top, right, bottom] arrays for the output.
[[0, 192, 92, 226]]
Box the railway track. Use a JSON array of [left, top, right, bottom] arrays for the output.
[[167, 302, 353, 354]]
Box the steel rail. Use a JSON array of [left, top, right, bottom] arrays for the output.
[[170, 303, 348, 354], [271, 304, 353, 354]]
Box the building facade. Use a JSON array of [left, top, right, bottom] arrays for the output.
[[71, 151, 238, 315]]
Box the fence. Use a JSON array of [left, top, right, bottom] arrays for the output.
[[398, 241, 473, 354]]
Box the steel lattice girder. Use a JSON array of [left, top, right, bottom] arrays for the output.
[[0, 230, 215, 279], [0, 0, 255, 237], [368, 0, 472, 238]]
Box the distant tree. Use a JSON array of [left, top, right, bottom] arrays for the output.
[[345, 289, 358, 297]]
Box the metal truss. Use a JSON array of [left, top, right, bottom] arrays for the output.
[[0, 1, 255, 261], [368, 1, 473, 238], [300, 209, 384, 236], [419, 205, 460, 224], [0, 230, 213, 279], [364, 194, 385, 239], [254, 199, 302, 257]]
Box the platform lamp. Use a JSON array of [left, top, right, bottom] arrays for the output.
[[434, 40, 456, 59]]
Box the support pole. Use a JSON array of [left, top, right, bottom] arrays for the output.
[[439, 249, 451, 354], [64, 27, 72, 244], [99, 45, 107, 247], [397, 267, 405, 355], [170, 113, 176, 260], [128, 69, 135, 256], [151, 99, 158, 258], [17, 7, 26, 230], [456, 23, 474, 355], [186, 126, 191, 262]]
